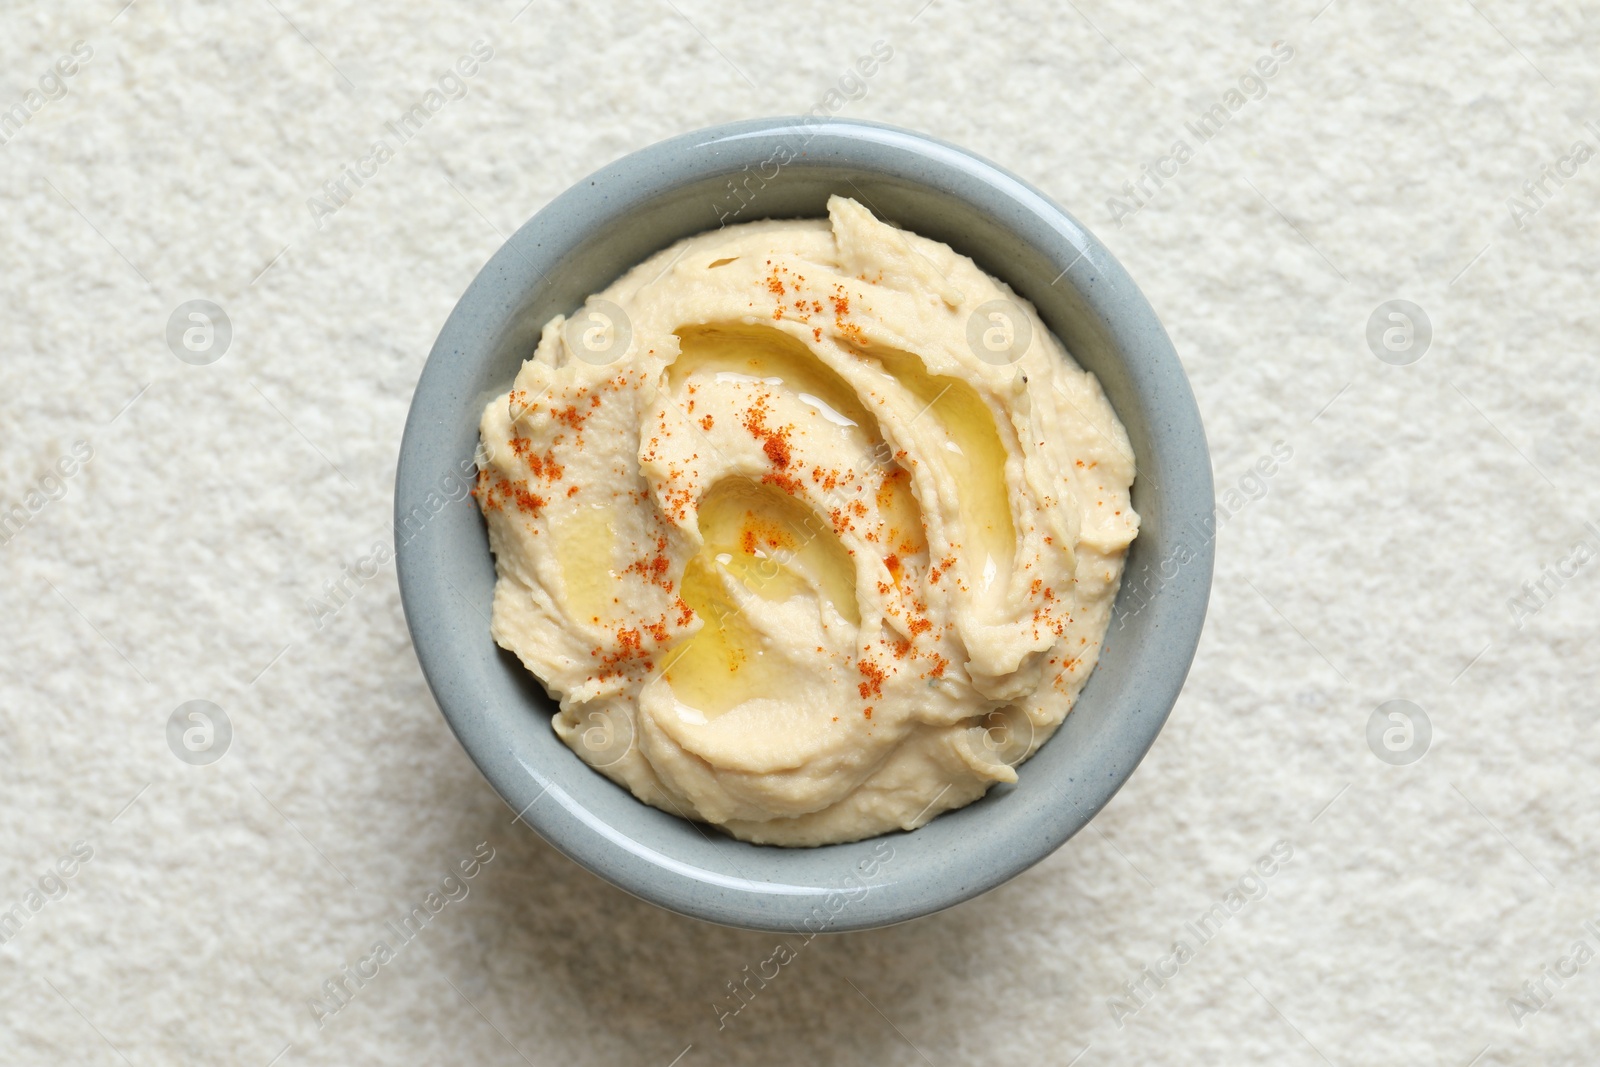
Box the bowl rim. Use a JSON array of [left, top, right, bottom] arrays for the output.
[[396, 116, 1213, 932]]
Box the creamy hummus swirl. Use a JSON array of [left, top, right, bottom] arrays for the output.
[[475, 196, 1138, 846]]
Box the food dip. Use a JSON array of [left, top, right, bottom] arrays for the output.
[[475, 196, 1138, 846]]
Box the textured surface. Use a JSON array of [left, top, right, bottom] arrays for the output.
[[2, 1, 1597, 1065]]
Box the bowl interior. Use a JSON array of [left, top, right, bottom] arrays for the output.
[[396, 118, 1212, 931]]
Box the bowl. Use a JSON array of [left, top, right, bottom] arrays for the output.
[[395, 117, 1212, 932]]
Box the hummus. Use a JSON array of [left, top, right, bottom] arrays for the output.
[[475, 196, 1138, 846]]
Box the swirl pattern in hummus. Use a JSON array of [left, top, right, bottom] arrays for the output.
[[475, 196, 1138, 846]]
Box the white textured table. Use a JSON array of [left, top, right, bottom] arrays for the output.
[[3, 1, 1597, 1064]]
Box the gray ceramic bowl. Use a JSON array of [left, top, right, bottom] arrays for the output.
[[396, 117, 1212, 932]]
